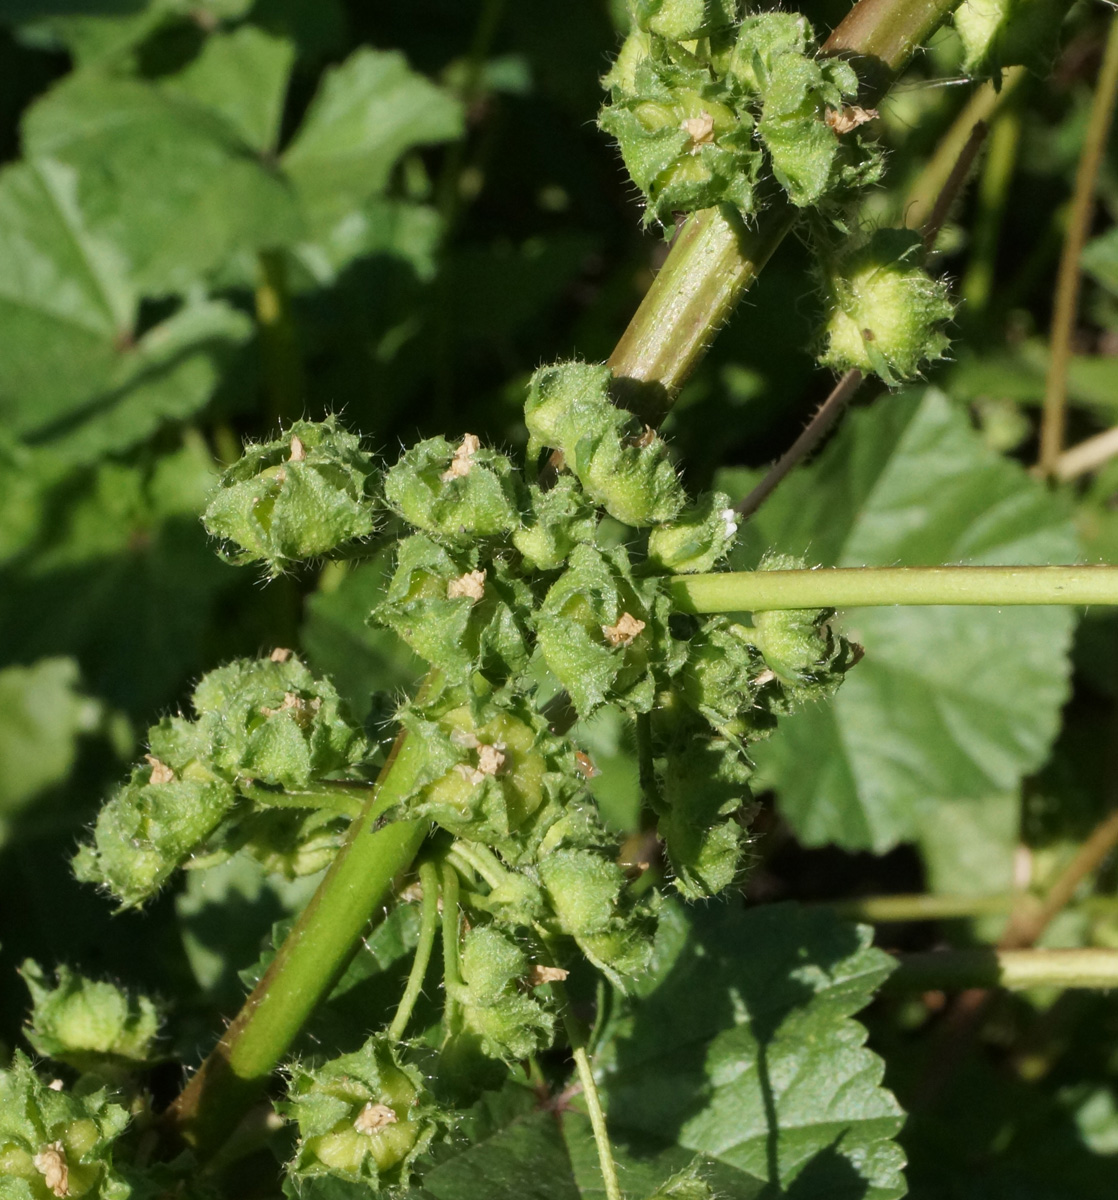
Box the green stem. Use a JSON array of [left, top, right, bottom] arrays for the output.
[[237, 782, 367, 819], [389, 860, 442, 1042], [1038, 15, 1118, 476], [887, 947, 1118, 992], [826, 892, 1015, 922], [669, 565, 1118, 614], [255, 249, 305, 425], [440, 860, 464, 1033], [163, 732, 432, 1156], [449, 840, 509, 890], [550, 975, 622, 1200]]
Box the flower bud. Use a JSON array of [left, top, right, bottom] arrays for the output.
[[203, 417, 379, 576], [512, 478, 598, 572], [818, 228, 954, 385], [22, 961, 162, 1073], [630, 0, 738, 40]]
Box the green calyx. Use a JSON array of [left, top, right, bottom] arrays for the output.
[[525, 361, 686, 527], [21, 962, 162, 1074], [282, 1037, 440, 1188], [73, 653, 370, 907], [646, 491, 738, 574], [600, 6, 883, 230], [384, 434, 525, 547], [0, 1053, 130, 1200], [453, 926, 554, 1062], [818, 227, 955, 385], [203, 416, 380, 576]]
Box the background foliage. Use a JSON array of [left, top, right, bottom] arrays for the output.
[[2, 0, 1118, 1195]]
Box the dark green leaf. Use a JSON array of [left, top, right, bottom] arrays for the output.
[[729, 389, 1078, 852]]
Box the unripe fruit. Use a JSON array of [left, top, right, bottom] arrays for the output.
[[284, 1038, 437, 1187], [203, 416, 378, 576], [22, 960, 162, 1072], [819, 228, 953, 385], [384, 434, 524, 546], [646, 491, 737, 574], [539, 849, 623, 936]]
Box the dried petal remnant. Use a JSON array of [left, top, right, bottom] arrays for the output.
[[34, 1142, 69, 1197], [602, 612, 646, 647], [681, 111, 716, 152], [289, 435, 307, 462], [440, 433, 482, 481], [354, 1102, 398, 1134], [529, 964, 569, 986], [447, 569, 487, 601], [145, 755, 175, 784], [824, 105, 878, 135], [476, 743, 506, 777]]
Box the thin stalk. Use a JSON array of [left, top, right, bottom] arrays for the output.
[[1054, 423, 1118, 481], [903, 66, 1025, 233], [255, 249, 305, 425], [1037, 16, 1118, 476], [448, 840, 509, 890], [669, 565, 1118, 614], [960, 104, 1022, 318], [237, 782, 366, 819], [388, 860, 442, 1042], [550, 975, 622, 1200], [887, 947, 1118, 992], [826, 892, 1016, 922], [440, 860, 464, 1033]]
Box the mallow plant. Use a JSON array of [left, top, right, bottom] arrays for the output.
[[4, 0, 1118, 1197]]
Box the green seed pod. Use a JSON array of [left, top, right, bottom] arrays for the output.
[[74, 653, 368, 907], [524, 362, 686, 527], [73, 768, 236, 909], [512, 477, 599, 572], [539, 848, 624, 937], [21, 961, 162, 1073], [283, 1037, 439, 1188], [383, 434, 525, 547], [645, 491, 738, 574], [954, 0, 1066, 77], [630, 0, 738, 40], [373, 535, 533, 688], [203, 417, 379, 576], [453, 927, 554, 1062], [657, 733, 752, 899], [231, 807, 349, 880], [818, 227, 954, 385], [676, 615, 770, 740], [536, 543, 675, 718], [0, 1052, 130, 1200], [402, 699, 580, 861], [188, 653, 369, 791]]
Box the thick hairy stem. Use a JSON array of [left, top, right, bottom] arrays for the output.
[[887, 947, 1118, 992], [670, 565, 1118, 613], [1037, 16, 1118, 475], [163, 733, 431, 1156]]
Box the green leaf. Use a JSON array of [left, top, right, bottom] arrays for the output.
[[0, 658, 98, 838], [730, 389, 1078, 852], [23, 72, 302, 294], [162, 25, 296, 153], [600, 902, 905, 1199], [282, 47, 464, 235]]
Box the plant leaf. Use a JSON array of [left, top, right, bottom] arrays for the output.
[[23, 72, 302, 294], [282, 47, 464, 235], [728, 389, 1078, 852], [600, 901, 905, 1199]]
